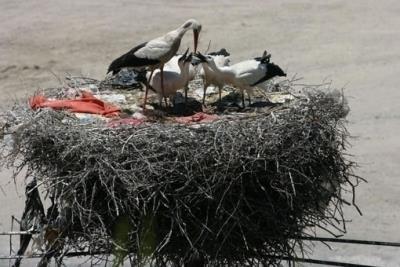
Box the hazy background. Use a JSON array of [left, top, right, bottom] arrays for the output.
[[0, 0, 399, 266]]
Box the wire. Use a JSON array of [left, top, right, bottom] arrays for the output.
[[278, 256, 377, 267], [297, 236, 400, 247]]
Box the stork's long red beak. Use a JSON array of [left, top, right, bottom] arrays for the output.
[[193, 29, 199, 53]]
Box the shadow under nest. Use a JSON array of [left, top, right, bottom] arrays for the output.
[[0, 88, 362, 266]]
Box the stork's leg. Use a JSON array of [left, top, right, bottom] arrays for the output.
[[202, 84, 207, 105], [143, 70, 155, 110], [160, 65, 168, 108], [248, 90, 252, 106], [184, 83, 188, 107], [158, 95, 163, 107], [241, 90, 245, 108], [246, 88, 253, 106], [218, 85, 222, 104]]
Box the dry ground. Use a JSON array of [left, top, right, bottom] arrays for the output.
[[0, 0, 399, 266]]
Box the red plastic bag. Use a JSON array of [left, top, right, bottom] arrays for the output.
[[29, 91, 120, 117]]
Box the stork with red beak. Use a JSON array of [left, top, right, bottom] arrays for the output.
[[107, 19, 201, 108]]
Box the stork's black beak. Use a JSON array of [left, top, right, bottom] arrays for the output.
[[264, 55, 271, 63], [185, 52, 193, 63], [262, 50, 267, 58], [179, 48, 189, 62], [183, 48, 189, 58], [195, 52, 207, 62], [193, 29, 199, 53], [191, 55, 201, 65]]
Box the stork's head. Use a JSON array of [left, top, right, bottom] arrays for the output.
[[195, 52, 212, 63], [212, 55, 231, 67], [255, 50, 271, 64], [184, 52, 193, 64], [178, 48, 189, 62], [181, 19, 202, 53], [195, 52, 219, 72], [178, 48, 190, 68], [267, 63, 287, 78]]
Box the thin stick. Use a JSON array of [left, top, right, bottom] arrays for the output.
[[204, 40, 211, 54]]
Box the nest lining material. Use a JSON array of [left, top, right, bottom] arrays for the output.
[[0, 81, 362, 266]]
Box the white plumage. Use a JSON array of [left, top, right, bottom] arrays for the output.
[[148, 51, 193, 106], [199, 54, 231, 104], [164, 53, 198, 102], [164, 52, 230, 104], [164, 54, 197, 81], [196, 51, 286, 107]]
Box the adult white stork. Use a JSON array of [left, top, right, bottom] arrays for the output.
[[148, 49, 193, 106], [196, 51, 286, 107], [107, 19, 202, 108]]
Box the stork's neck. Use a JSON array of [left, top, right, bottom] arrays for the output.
[[206, 60, 224, 74], [176, 26, 191, 38], [163, 27, 188, 45], [179, 63, 190, 81], [206, 61, 235, 83], [201, 63, 213, 75]]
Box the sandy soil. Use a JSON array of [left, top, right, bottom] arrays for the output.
[[0, 0, 399, 266]]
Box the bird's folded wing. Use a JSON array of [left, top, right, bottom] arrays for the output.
[[236, 68, 265, 85], [134, 39, 172, 60]]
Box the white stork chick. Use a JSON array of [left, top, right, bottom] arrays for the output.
[[198, 53, 231, 104], [164, 54, 198, 81], [164, 52, 199, 103], [148, 50, 193, 106], [107, 19, 202, 108], [196, 51, 286, 107]]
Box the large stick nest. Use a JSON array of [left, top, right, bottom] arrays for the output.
[[0, 82, 362, 266]]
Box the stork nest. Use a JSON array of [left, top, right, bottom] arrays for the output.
[[0, 79, 362, 266]]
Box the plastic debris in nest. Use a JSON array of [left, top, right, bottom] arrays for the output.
[[101, 69, 144, 90], [29, 91, 121, 117], [94, 93, 127, 104]]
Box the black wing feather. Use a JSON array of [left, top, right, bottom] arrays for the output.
[[107, 42, 160, 75], [251, 63, 286, 86], [208, 48, 230, 57], [251, 65, 274, 86]]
